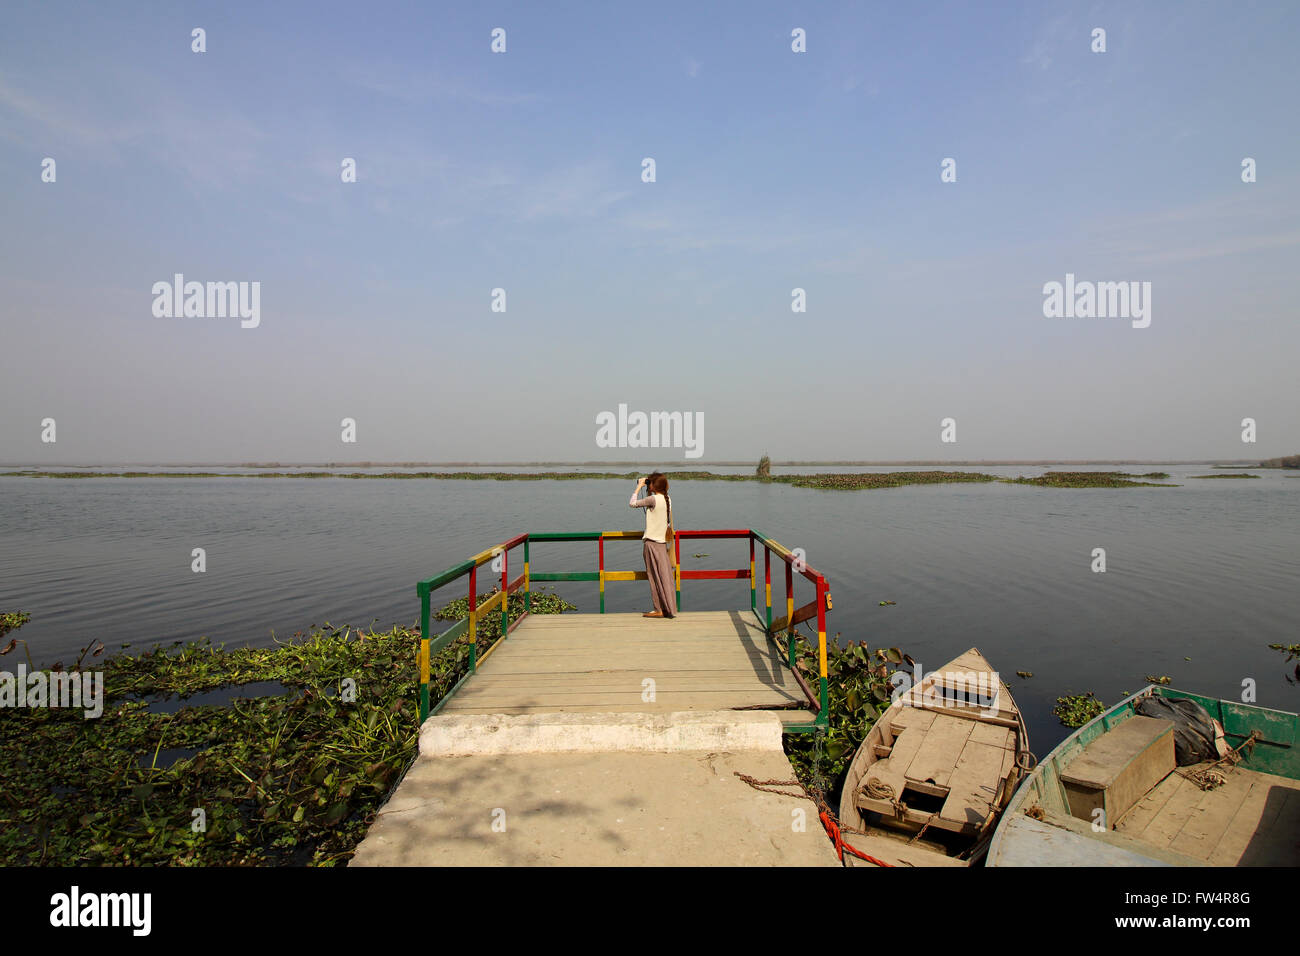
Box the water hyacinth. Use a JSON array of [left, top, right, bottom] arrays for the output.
[[781, 631, 905, 805], [1053, 692, 1107, 728], [0, 591, 576, 866]]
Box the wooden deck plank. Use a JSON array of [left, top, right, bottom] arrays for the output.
[[890, 707, 936, 733], [861, 725, 930, 802], [1169, 766, 1258, 859], [436, 610, 811, 719], [905, 713, 975, 789], [1116, 770, 1183, 839], [1126, 774, 1202, 848], [968, 722, 1015, 750], [940, 740, 1006, 828]]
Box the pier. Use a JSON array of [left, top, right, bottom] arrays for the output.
[[350, 529, 841, 866]]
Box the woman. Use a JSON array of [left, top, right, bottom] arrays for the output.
[[629, 472, 675, 618]]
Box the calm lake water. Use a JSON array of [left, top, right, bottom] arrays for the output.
[[2, 464, 1297, 753]]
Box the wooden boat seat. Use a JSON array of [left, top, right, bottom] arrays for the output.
[[1059, 715, 1175, 827], [859, 710, 1018, 834]]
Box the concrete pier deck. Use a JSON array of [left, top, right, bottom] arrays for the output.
[[350, 611, 836, 866]]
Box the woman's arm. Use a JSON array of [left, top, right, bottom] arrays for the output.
[[629, 477, 655, 508]]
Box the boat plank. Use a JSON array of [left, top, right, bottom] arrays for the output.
[[1168, 767, 1257, 859], [968, 722, 1015, 750], [861, 725, 930, 801], [1116, 771, 1183, 839], [940, 740, 1005, 828], [1203, 776, 1271, 864], [904, 713, 974, 789], [1125, 773, 1201, 848], [890, 707, 935, 733]]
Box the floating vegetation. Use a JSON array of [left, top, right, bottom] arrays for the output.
[[1009, 472, 1174, 488], [1256, 454, 1300, 469], [1190, 474, 1258, 479], [778, 471, 997, 491], [1053, 692, 1106, 728], [756, 454, 771, 478], [1271, 644, 1300, 684], [878, 600, 896, 606], [1016, 671, 1033, 679], [2, 468, 1198, 492], [0, 611, 31, 639], [0, 592, 576, 866], [781, 634, 904, 805], [1145, 675, 1172, 685]]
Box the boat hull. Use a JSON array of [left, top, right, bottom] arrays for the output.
[[988, 686, 1300, 867]]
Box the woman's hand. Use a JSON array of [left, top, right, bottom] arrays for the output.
[[636, 476, 646, 488]]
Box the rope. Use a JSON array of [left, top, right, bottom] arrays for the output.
[[1177, 730, 1260, 791], [732, 773, 896, 867], [864, 777, 905, 819]]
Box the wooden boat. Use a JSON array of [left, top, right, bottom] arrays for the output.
[[988, 685, 1300, 866], [837, 647, 1031, 866]]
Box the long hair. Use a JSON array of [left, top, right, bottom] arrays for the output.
[[648, 472, 671, 526]]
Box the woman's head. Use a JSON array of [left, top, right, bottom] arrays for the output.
[[647, 472, 669, 496]]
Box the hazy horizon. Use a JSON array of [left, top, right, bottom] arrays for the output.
[[0, 456, 1285, 469], [3, 2, 1297, 464]]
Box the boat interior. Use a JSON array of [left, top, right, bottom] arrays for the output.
[[843, 648, 1029, 866], [995, 688, 1300, 866]]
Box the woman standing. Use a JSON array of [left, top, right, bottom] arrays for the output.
[[629, 472, 676, 618]]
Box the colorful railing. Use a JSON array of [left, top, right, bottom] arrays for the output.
[[415, 529, 832, 732]]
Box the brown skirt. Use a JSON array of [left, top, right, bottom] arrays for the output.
[[643, 539, 676, 617]]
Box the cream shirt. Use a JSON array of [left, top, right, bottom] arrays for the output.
[[629, 488, 671, 542]]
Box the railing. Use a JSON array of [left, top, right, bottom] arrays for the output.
[[415, 529, 832, 732]]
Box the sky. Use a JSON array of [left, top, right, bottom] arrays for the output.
[[2, 0, 1298, 464]]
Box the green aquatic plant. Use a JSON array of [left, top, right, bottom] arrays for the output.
[[3, 468, 1200, 492], [781, 633, 905, 805], [0, 611, 31, 639], [0, 592, 576, 866], [1052, 692, 1106, 728], [779, 471, 996, 491], [1009, 472, 1174, 488]]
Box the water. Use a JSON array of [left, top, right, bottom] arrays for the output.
[[2, 464, 1297, 754]]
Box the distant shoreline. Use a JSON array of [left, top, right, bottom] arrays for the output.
[[0, 469, 1185, 489], [0, 459, 1274, 469]]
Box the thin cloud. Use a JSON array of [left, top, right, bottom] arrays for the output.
[[344, 63, 543, 106]]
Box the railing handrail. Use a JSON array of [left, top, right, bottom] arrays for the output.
[[415, 529, 831, 732]]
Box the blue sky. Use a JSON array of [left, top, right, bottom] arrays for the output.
[[2, 1, 1297, 462]]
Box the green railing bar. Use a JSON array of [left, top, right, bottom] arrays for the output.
[[528, 531, 604, 541], [418, 559, 474, 595], [783, 721, 820, 734], [531, 571, 600, 582], [428, 617, 469, 656]]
